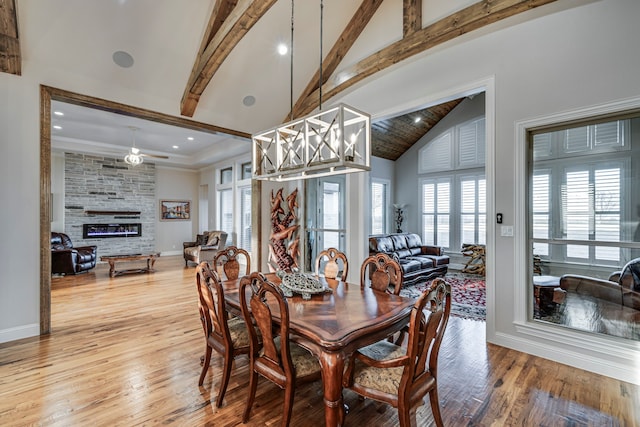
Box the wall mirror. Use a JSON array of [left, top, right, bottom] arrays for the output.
[[528, 110, 640, 341]]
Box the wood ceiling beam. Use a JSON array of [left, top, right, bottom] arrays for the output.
[[180, 0, 277, 117], [295, 0, 558, 117], [0, 0, 21, 75], [403, 0, 422, 38], [198, 0, 239, 56], [287, 0, 384, 121]]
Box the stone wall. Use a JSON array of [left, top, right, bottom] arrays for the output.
[[64, 153, 156, 257]]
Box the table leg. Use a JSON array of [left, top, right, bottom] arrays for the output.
[[319, 351, 346, 427], [108, 260, 116, 277]]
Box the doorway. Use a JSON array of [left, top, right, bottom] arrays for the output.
[[304, 176, 346, 272], [39, 85, 249, 334]]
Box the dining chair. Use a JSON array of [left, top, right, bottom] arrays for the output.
[[213, 246, 251, 280], [239, 272, 322, 427], [360, 253, 404, 295], [343, 278, 452, 427], [315, 247, 349, 281], [195, 261, 252, 407]]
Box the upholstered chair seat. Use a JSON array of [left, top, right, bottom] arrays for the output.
[[184, 231, 227, 266], [349, 341, 407, 395]]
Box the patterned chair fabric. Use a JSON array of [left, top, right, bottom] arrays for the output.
[[239, 272, 322, 427], [195, 261, 253, 408], [343, 278, 452, 427]]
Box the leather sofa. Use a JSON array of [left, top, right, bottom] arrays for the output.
[[51, 232, 97, 275], [183, 230, 228, 266], [368, 233, 449, 285], [560, 258, 640, 310]]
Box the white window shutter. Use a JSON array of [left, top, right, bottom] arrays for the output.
[[419, 131, 452, 173], [564, 127, 590, 153]]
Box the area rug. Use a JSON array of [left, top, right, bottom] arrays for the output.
[[399, 272, 486, 321]]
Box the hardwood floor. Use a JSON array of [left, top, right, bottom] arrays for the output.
[[1, 255, 638, 426]]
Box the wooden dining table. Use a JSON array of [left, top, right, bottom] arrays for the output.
[[221, 273, 416, 427]]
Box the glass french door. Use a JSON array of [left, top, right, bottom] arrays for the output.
[[305, 176, 346, 272]]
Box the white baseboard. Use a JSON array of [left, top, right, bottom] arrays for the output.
[[160, 250, 182, 257], [0, 323, 39, 344]]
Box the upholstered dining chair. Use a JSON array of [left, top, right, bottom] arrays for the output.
[[195, 262, 253, 408], [360, 253, 404, 295], [343, 278, 452, 427], [239, 272, 322, 427], [315, 247, 349, 281], [213, 246, 251, 280]]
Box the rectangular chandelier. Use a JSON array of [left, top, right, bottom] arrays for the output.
[[252, 103, 371, 181]]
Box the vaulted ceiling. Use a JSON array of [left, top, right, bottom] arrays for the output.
[[3, 0, 558, 165]]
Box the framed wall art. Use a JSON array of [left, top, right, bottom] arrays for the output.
[[160, 200, 191, 221]]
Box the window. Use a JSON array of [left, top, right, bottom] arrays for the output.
[[460, 175, 485, 245], [241, 162, 252, 180], [418, 116, 486, 251], [422, 178, 451, 248], [531, 118, 631, 268], [216, 161, 252, 248], [370, 179, 389, 234], [218, 188, 233, 236], [239, 186, 251, 251], [220, 167, 233, 184]]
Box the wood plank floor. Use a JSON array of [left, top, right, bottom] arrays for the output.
[[1, 255, 638, 426]]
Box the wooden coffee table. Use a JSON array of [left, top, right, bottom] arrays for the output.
[[100, 252, 161, 277]]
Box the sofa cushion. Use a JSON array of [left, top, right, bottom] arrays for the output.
[[390, 234, 408, 251], [398, 259, 422, 274], [405, 233, 422, 248], [425, 255, 450, 266], [392, 249, 413, 259], [206, 232, 221, 247], [406, 256, 434, 269], [371, 236, 395, 253], [408, 248, 422, 256], [196, 233, 208, 246]]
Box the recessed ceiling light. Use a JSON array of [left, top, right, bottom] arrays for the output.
[[53, 125, 62, 130], [173, 145, 179, 149], [277, 43, 288, 55], [54, 111, 64, 116], [414, 117, 421, 123], [187, 137, 194, 141], [112, 50, 134, 68], [243, 95, 256, 107]]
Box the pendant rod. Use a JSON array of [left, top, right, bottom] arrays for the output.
[[319, 0, 323, 112], [289, 0, 294, 122]]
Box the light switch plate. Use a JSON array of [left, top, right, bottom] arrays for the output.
[[501, 225, 514, 237]]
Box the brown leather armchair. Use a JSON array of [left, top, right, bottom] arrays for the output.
[[183, 230, 227, 266], [51, 232, 97, 275], [560, 258, 640, 310]]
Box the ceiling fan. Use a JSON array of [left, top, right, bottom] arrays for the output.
[[123, 126, 169, 166]]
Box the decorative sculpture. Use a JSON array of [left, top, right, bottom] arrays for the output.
[[268, 187, 299, 272], [393, 203, 406, 233]]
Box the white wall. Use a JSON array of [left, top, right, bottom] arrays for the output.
[[155, 166, 199, 255]]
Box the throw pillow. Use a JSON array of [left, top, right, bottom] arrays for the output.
[[206, 233, 220, 247]]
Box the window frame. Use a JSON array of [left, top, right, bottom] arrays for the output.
[[370, 178, 391, 235]]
